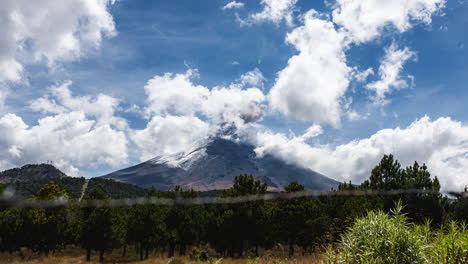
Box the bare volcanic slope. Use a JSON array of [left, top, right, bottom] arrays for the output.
[[101, 137, 340, 191]]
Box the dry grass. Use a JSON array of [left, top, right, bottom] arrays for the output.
[[0, 248, 323, 264]]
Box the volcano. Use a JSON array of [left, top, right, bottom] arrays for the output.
[[102, 132, 340, 191]]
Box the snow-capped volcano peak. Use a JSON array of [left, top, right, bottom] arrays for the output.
[[102, 134, 339, 191]]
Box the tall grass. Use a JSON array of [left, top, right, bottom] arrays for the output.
[[323, 202, 468, 264], [424, 221, 468, 264]]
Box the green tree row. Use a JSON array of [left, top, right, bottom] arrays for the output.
[[0, 155, 466, 262]]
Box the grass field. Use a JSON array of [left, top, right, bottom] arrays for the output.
[[0, 248, 323, 264]]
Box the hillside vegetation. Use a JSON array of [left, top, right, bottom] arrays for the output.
[[0, 164, 147, 199]]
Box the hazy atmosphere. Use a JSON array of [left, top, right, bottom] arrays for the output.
[[0, 0, 467, 191]]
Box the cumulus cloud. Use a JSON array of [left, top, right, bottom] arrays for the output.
[[202, 86, 266, 125], [239, 68, 266, 88], [301, 124, 323, 140], [144, 69, 266, 126], [252, 116, 468, 191], [29, 81, 127, 129], [332, 0, 446, 43], [144, 69, 209, 117], [0, 81, 130, 176], [241, 0, 298, 26], [0, 112, 128, 176], [131, 115, 210, 162], [222, 1, 245, 10], [367, 43, 416, 103], [268, 10, 352, 127], [0, 0, 116, 82], [267, 0, 445, 126]]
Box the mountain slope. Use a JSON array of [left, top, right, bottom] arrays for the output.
[[0, 164, 146, 199], [102, 137, 340, 191], [0, 164, 67, 184]]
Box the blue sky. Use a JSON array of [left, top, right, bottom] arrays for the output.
[[0, 0, 467, 191]]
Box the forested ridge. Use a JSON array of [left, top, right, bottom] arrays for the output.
[[0, 165, 147, 200], [0, 154, 467, 263]]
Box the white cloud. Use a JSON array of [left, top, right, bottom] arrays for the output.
[[347, 110, 368, 121], [0, 0, 116, 82], [367, 43, 416, 103], [29, 80, 127, 129], [242, 0, 298, 26], [266, 0, 445, 125], [144, 69, 266, 126], [0, 111, 128, 176], [301, 124, 323, 140], [0, 60, 24, 83], [239, 68, 266, 88], [252, 116, 468, 191], [268, 10, 352, 127], [202, 86, 266, 125], [354, 67, 374, 83], [222, 1, 245, 10], [131, 115, 210, 161], [332, 0, 446, 43], [0, 81, 131, 176], [144, 69, 210, 117]]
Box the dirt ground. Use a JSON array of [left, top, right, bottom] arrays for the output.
[[0, 248, 323, 264]]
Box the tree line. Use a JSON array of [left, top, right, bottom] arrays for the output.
[[0, 154, 467, 262]]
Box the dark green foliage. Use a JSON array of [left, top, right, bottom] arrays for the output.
[[361, 154, 403, 190], [223, 174, 267, 197], [0, 209, 25, 253], [85, 178, 146, 199], [361, 155, 446, 225], [273, 182, 329, 256], [164, 186, 204, 257], [26, 182, 72, 254], [81, 187, 118, 262], [449, 186, 468, 222], [126, 188, 167, 260], [7, 177, 85, 199], [190, 248, 209, 262], [214, 175, 268, 257], [284, 181, 305, 193]]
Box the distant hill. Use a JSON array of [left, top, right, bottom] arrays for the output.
[[102, 135, 340, 191], [0, 164, 146, 199], [0, 164, 84, 198], [0, 164, 67, 184]]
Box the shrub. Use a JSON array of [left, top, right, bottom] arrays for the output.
[[323, 202, 426, 264], [190, 248, 209, 262], [424, 221, 468, 264]]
